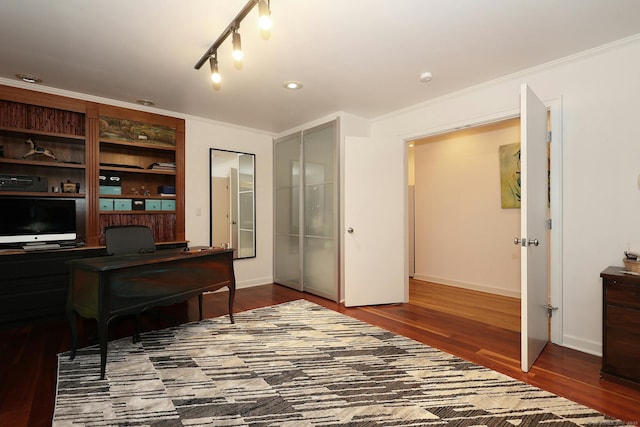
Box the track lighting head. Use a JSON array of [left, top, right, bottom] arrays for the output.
[[232, 31, 243, 62], [209, 55, 221, 89], [258, 0, 271, 31]]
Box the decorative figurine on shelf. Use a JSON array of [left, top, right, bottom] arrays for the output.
[[23, 138, 56, 160], [61, 180, 80, 193], [140, 185, 151, 196]]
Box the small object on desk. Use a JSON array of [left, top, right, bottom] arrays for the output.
[[23, 243, 61, 251], [185, 246, 213, 252], [621, 270, 640, 275]]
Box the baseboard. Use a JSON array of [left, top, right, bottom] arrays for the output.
[[205, 277, 273, 294], [235, 277, 273, 289], [413, 274, 521, 299], [560, 334, 602, 357]]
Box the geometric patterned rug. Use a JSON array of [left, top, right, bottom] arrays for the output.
[[53, 300, 628, 426]]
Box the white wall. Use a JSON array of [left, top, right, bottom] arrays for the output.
[[413, 120, 521, 297], [185, 117, 273, 288], [371, 35, 640, 356]]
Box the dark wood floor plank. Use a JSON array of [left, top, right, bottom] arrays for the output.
[[1, 281, 639, 425]]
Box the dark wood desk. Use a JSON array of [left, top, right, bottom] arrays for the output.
[[600, 266, 640, 387], [66, 248, 235, 379]]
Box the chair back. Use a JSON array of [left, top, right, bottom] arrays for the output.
[[105, 225, 156, 255]]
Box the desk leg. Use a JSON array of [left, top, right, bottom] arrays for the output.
[[98, 318, 109, 380], [67, 309, 78, 360], [198, 293, 203, 321], [228, 284, 235, 324]]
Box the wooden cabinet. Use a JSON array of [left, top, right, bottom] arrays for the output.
[[0, 247, 106, 325], [0, 84, 185, 324], [94, 104, 185, 245], [0, 84, 185, 246], [600, 266, 640, 386], [0, 87, 89, 240]]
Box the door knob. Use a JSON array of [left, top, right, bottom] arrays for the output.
[[347, 227, 354, 233], [514, 237, 539, 247]]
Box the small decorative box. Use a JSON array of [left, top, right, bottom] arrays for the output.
[[99, 185, 122, 195], [145, 199, 162, 211], [157, 185, 176, 195], [114, 199, 132, 211], [161, 199, 176, 211], [99, 198, 114, 211], [132, 199, 145, 211], [99, 173, 121, 186]]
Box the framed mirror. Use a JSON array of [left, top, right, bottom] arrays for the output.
[[210, 148, 256, 259]]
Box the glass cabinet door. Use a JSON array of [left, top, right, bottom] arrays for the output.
[[273, 119, 339, 301], [302, 121, 338, 300], [274, 132, 302, 290]]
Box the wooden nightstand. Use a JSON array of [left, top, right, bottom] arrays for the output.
[[600, 266, 640, 386]]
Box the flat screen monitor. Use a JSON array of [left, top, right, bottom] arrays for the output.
[[0, 197, 77, 246]]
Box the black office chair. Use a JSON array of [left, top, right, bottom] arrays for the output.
[[104, 225, 175, 342], [105, 225, 156, 256]]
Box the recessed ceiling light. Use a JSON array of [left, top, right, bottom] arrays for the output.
[[283, 81, 302, 90], [136, 99, 155, 107], [419, 71, 433, 83], [16, 73, 42, 84]]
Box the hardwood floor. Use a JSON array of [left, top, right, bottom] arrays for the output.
[[1, 280, 639, 426]]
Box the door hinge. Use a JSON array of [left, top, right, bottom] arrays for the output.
[[546, 218, 552, 230], [546, 131, 552, 143], [546, 304, 558, 318]]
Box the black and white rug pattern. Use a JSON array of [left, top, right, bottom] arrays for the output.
[[54, 300, 626, 426]]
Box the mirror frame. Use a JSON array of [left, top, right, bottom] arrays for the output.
[[209, 148, 256, 259]]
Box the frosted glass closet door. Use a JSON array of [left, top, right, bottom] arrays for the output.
[[274, 133, 302, 290], [303, 122, 338, 299]]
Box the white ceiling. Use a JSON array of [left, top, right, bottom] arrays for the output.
[[1, 0, 639, 133]]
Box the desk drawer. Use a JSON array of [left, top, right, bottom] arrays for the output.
[[606, 281, 640, 309], [606, 304, 640, 332], [604, 327, 640, 381]]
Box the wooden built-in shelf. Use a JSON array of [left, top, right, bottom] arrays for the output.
[[0, 191, 85, 198], [101, 194, 175, 199], [98, 165, 176, 175], [1, 83, 185, 248], [0, 157, 85, 169], [100, 138, 175, 151], [0, 125, 85, 142], [99, 210, 176, 215]]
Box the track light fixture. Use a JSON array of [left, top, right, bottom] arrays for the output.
[[209, 55, 221, 88], [232, 30, 243, 62], [258, 0, 271, 31], [194, 0, 271, 89]]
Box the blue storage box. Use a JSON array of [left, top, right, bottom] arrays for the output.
[[145, 199, 162, 211], [99, 198, 114, 211], [157, 185, 176, 195], [99, 185, 122, 195], [114, 199, 132, 211], [161, 199, 176, 211]]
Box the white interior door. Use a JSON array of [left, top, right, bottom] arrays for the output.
[[344, 137, 408, 306], [520, 83, 549, 372]]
